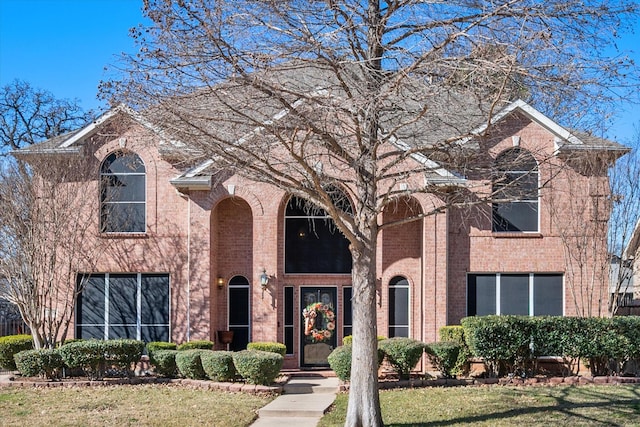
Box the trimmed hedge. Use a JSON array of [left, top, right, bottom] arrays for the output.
[[58, 340, 105, 380], [232, 350, 283, 385], [439, 325, 471, 376], [379, 337, 425, 380], [103, 339, 145, 376], [175, 349, 208, 379], [177, 340, 214, 351], [246, 342, 287, 356], [14, 348, 64, 379], [150, 349, 178, 377], [0, 335, 33, 370], [147, 341, 177, 357], [342, 335, 386, 346], [328, 345, 353, 381], [461, 315, 640, 377], [201, 351, 236, 381], [425, 342, 462, 379]]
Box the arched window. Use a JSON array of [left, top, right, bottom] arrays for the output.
[[492, 148, 539, 232], [100, 151, 146, 233], [388, 276, 409, 338], [284, 187, 352, 273]]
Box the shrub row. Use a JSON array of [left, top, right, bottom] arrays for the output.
[[461, 316, 640, 377], [10, 339, 145, 380]]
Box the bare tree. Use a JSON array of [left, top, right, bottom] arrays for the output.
[[0, 82, 97, 349], [0, 80, 91, 157], [104, 1, 638, 425], [609, 129, 640, 315]]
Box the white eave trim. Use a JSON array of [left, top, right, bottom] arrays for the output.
[[169, 175, 212, 190], [456, 99, 584, 147]]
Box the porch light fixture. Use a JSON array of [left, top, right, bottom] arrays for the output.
[[217, 277, 225, 289], [260, 268, 269, 290]]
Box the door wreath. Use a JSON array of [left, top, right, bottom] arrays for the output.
[[303, 302, 336, 343]]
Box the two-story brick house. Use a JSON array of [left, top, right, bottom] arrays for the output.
[[19, 90, 625, 369]]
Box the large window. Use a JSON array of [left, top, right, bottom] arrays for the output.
[[285, 189, 352, 273], [76, 273, 170, 342], [100, 151, 146, 233], [492, 148, 539, 232], [389, 276, 410, 337], [467, 273, 563, 316]]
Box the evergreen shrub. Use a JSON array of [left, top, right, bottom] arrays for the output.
[[232, 350, 283, 385], [379, 337, 425, 380], [0, 334, 33, 370], [200, 351, 236, 381], [424, 341, 462, 379], [151, 349, 178, 377], [177, 340, 214, 351], [246, 342, 287, 356], [14, 348, 64, 379], [175, 349, 208, 379]]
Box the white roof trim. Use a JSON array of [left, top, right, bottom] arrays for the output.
[[456, 99, 584, 147]]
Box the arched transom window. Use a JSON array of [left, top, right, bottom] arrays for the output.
[[100, 151, 146, 233], [492, 148, 539, 232]]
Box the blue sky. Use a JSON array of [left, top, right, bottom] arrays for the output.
[[1, 0, 638, 144]]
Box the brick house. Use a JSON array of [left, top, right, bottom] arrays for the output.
[[20, 94, 625, 369]]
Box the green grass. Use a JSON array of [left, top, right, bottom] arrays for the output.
[[0, 384, 274, 426], [318, 384, 640, 426]]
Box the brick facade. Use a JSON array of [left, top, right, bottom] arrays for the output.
[[51, 104, 615, 369]]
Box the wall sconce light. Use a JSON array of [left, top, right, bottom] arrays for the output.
[[260, 268, 269, 291], [217, 277, 225, 289]]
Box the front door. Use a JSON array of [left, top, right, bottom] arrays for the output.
[[300, 287, 337, 367]]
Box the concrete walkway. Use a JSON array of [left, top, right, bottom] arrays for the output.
[[250, 375, 340, 427]]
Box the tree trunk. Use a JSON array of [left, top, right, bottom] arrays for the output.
[[345, 231, 383, 427]]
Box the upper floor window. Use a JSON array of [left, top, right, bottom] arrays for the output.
[[285, 187, 352, 273], [100, 151, 146, 233], [492, 148, 539, 232]]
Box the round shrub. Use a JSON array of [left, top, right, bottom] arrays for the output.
[[246, 342, 286, 356], [150, 349, 178, 377], [147, 341, 177, 359], [103, 339, 145, 375], [175, 349, 208, 379], [177, 340, 214, 351], [379, 337, 425, 380], [438, 325, 471, 376], [342, 335, 386, 346], [425, 341, 462, 379], [58, 339, 105, 380], [0, 334, 33, 370], [328, 345, 352, 381], [14, 348, 64, 379], [200, 351, 236, 381], [232, 350, 283, 385]]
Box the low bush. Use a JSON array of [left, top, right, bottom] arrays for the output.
[[232, 350, 283, 385], [150, 349, 178, 377], [147, 341, 177, 358], [439, 325, 470, 376], [58, 340, 105, 380], [328, 344, 385, 381], [175, 349, 208, 379], [342, 335, 386, 346], [103, 339, 145, 376], [0, 334, 33, 370], [328, 345, 352, 381], [379, 338, 425, 380], [425, 341, 462, 379], [201, 351, 236, 381], [461, 316, 535, 377], [177, 340, 214, 351], [14, 348, 64, 379], [246, 342, 286, 356]]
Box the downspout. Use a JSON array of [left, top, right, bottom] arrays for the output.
[[186, 195, 191, 341]]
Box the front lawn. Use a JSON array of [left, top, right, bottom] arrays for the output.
[[319, 384, 640, 426], [0, 384, 274, 427]]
